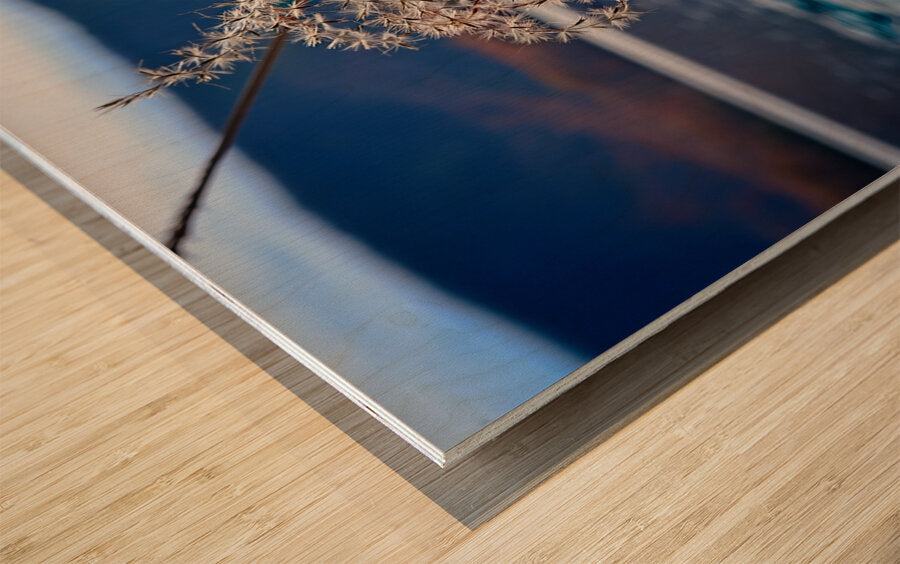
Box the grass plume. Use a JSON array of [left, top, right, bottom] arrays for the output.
[[100, 0, 638, 110]]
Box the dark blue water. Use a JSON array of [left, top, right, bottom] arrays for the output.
[[35, 0, 883, 356]]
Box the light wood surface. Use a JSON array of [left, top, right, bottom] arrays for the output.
[[1, 151, 899, 561], [5, 0, 895, 466]]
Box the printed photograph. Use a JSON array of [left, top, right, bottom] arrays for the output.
[[1, 0, 896, 463]]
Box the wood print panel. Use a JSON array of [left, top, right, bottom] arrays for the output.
[[1, 0, 894, 463]]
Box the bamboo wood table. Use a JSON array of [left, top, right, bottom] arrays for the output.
[[1, 149, 898, 561]]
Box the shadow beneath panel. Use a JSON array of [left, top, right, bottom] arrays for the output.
[[3, 142, 897, 529]]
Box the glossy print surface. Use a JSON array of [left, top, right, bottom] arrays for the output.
[[2, 0, 893, 463]]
